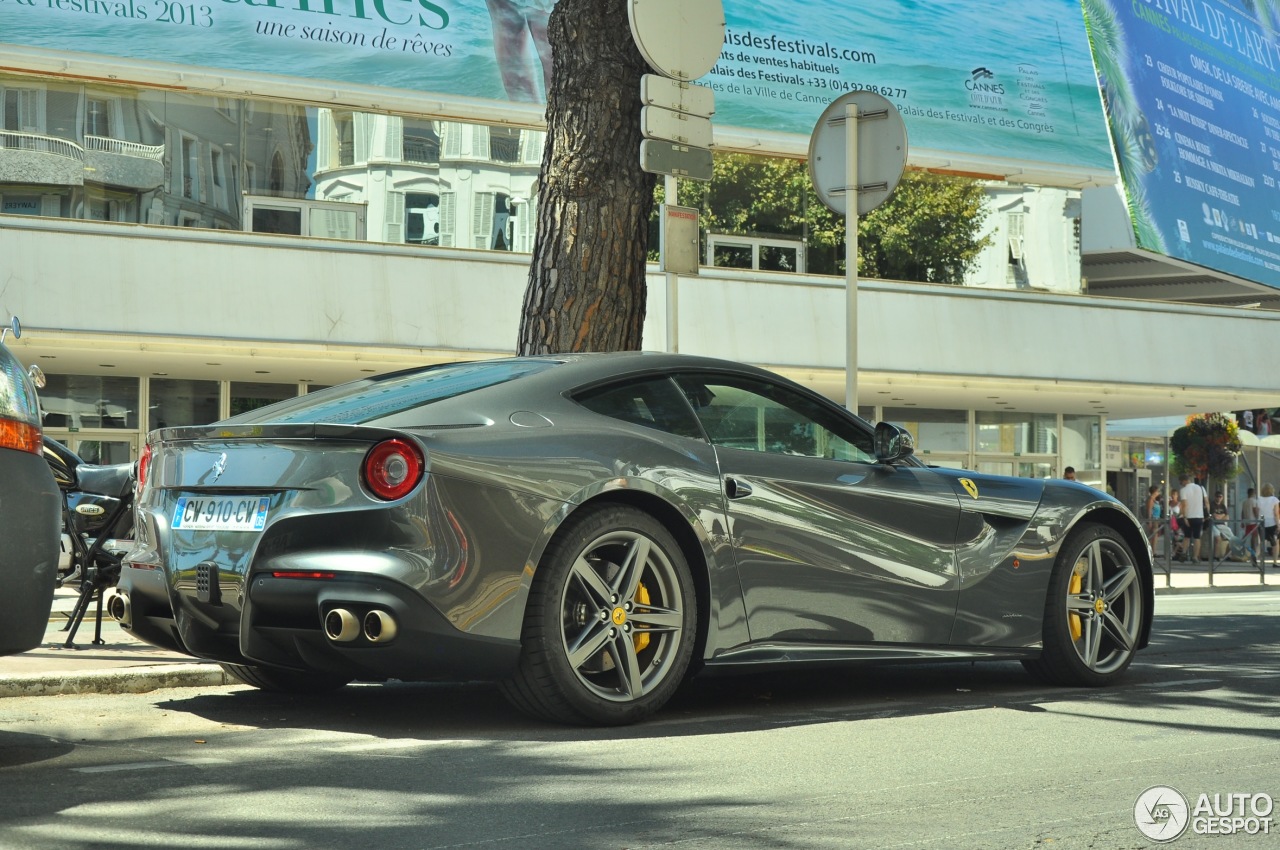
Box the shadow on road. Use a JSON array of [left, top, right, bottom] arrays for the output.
[[146, 609, 1280, 744]]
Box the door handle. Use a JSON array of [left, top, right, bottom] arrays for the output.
[[725, 477, 753, 499]]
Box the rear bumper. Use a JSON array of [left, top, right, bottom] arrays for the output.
[[117, 566, 521, 682]]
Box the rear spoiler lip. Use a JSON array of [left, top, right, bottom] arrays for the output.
[[149, 422, 408, 444]]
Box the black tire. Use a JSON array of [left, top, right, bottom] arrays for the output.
[[1023, 523, 1144, 686], [500, 504, 697, 726], [220, 662, 352, 694]]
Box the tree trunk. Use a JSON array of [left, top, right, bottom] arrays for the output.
[[516, 0, 657, 355]]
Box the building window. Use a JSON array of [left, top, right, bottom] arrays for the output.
[[975, 411, 1057, 455], [86, 96, 111, 137], [148, 378, 218, 430], [179, 133, 200, 200], [39, 375, 139, 430], [883, 407, 969, 454], [2, 86, 41, 132], [268, 151, 285, 194], [230, 381, 297, 417], [1061, 414, 1102, 480], [334, 111, 355, 166], [490, 126, 520, 163], [210, 147, 227, 209], [406, 192, 441, 244]]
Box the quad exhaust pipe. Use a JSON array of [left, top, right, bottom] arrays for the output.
[[363, 609, 397, 643], [324, 607, 398, 643], [106, 589, 131, 628], [324, 608, 361, 642]]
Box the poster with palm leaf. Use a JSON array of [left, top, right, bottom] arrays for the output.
[[1080, 0, 1280, 287]]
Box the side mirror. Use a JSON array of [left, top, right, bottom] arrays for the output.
[[0, 316, 18, 344], [874, 422, 915, 464], [28, 363, 46, 389]]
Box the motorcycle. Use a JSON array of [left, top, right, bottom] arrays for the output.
[[43, 438, 135, 648]]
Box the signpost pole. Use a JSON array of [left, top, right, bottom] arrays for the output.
[[666, 174, 680, 353], [845, 100, 859, 413]]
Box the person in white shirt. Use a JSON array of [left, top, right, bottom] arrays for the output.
[[1178, 474, 1208, 562], [1259, 483, 1280, 566]]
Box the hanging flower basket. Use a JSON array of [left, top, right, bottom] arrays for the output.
[[1170, 413, 1242, 482]]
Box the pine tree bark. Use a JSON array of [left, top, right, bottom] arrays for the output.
[[516, 0, 657, 355]]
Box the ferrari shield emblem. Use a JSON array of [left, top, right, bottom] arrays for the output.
[[959, 478, 979, 499]]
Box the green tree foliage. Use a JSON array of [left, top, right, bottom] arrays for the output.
[[653, 154, 990, 282], [858, 171, 992, 283]]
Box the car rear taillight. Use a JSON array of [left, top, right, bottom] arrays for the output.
[[0, 417, 41, 454], [361, 438, 424, 501], [137, 443, 152, 489]]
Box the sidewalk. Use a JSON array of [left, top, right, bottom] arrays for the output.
[[2, 566, 1277, 699], [0, 587, 229, 699]]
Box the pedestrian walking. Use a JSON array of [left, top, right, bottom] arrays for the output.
[[1143, 485, 1162, 548], [1260, 484, 1280, 566], [1178, 474, 1208, 563]]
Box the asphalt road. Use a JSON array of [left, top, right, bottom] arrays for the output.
[[0, 592, 1276, 850]]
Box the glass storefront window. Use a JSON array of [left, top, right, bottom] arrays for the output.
[[976, 459, 1055, 479], [40, 375, 139, 430], [884, 407, 968, 454], [975, 411, 1057, 455], [75, 439, 133, 465], [1061, 414, 1102, 477], [149, 378, 218, 430], [230, 381, 297, 418]]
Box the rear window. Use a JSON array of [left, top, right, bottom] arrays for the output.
[[223, 359, 559, 425]]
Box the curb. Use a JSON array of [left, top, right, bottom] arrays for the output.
[[0, 664, 230, 699], [1154, 582, 1279, 595]]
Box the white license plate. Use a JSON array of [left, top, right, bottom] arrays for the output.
[[171, 496, 270, 532]]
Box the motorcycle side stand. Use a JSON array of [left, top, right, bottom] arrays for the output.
[[60, 569, 111, 649]]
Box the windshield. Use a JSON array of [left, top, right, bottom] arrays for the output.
[[222, 359, 559, 426]]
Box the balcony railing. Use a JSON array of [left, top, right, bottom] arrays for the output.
[[0, 132, 165, 163], [403, 135, 440, 165], [0, 130, 83, 161], [85, 135, 165, 161], [490, 134, 519, 163]]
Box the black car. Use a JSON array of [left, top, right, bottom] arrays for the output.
[[117, 352, 1154, 725], [0, 319, 60, 656]]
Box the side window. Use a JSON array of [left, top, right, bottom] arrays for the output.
[[676, 375, 875, 462], [575, 378, 705, 440]]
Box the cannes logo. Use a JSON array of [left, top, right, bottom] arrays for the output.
[[965, 67, 1004, 94]]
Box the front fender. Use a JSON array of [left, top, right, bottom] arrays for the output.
[[952, 482, 1153, 650]]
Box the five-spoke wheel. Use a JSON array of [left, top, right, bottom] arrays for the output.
[[502, 505, 696, 725], [1025, 523, 1144, 686]]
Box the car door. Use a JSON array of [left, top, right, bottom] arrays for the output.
[[676, 373, 964, 646]]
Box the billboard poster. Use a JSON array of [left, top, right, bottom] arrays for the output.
[[1084, 0, 1280, 288], [0, 0, 1111, 172]]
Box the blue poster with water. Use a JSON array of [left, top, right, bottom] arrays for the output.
[[0, 0, 1112, 173], [1084, 0, 1280, 288]]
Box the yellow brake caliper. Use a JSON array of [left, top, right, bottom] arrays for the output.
[[1068, 561, 1086, 641], [633, 582, 651, 652]]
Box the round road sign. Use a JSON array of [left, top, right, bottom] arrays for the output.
[[627, 0, 725, 82], [808, 91, 908, 216]]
